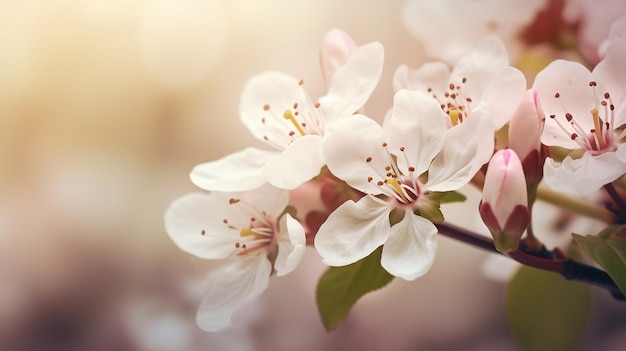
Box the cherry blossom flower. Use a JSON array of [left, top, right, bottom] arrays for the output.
[[533, 17, 626, 195], [190, 33, 384, 192], [164, 184, 306, 331], [314, 90, 480, 280], [401, 0, 547, 65], [394, 36, 527, 175]]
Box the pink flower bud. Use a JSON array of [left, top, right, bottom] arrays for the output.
[[319, 29, 357, 84], [508, 89, 545, 160], [479, 149, 530, 253], [508, 89, 546, 185]]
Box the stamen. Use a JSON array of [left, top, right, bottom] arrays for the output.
[[449, 109, 460, 126], [283, 110, 306, 136], [590, 108, 606, 149]]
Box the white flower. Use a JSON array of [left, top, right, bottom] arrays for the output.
[[533, 17, 626, 195], [314, 90, 480, 280], [393, 36, 527, 175], [164, 184, 306, 331], [401, 0, 547, 65], [191, 36, 384, 192]]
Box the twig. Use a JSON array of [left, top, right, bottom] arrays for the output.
[[435, 222, 625, 300]]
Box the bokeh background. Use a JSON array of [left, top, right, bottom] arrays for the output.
[[1, 1, 626, 350]]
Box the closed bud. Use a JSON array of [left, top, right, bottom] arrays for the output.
[[508, 89, 546, 185], [479, 149, 530, 253], [508, 89, 545, 160], [319, 29, 357, 84]]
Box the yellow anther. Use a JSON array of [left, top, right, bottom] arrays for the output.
[[590, 108, 605, 149], [386, 178, 404, 196], [449, 109, 460, 126], [283, 110, 306, 136], [240, 228, 259, 238]]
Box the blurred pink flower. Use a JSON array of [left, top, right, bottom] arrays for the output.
[[401, 0, 547, 64], [564, 1, 626, 63]]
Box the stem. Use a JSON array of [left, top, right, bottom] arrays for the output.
[[535, 184, 615, 223], [604, 183, 626, 220], [435, 222, 625, 300], [524, 200, 542, 251]]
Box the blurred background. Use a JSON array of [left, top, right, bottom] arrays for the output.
[[1, 0, 626, 350]]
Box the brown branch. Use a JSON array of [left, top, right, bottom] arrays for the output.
[[435, 222, 626, 300]]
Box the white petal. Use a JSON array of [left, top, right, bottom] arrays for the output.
[[196, 256, 271, 332], [426, 109, 484, 191], [381, 212, 437, 280], [480, 66, 526, 129], [593, 25, 626, 125], [322, 115, 390, 195], [236, 183, 291, 220], [392, 62, 450, 93], [534, 60, 596, 148], [318, 41, 384, 123], [543, 151, 626, 196], [190, 147, 274, 192], [274, 213, 306, 277], [314, 196, 392, 266], [453, 36, 510, 92], [262, 135, 324, 190], [239, 71, 313, 147], [164, 192, 244, 259], [384, 90, 448, 175]]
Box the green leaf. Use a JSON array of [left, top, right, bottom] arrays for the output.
[[507, 265, 591, 351], [428, 190, 467, 204], [415, 203, 444, 223], [316, 246, 394, 331], [573, 225, 626, 295]]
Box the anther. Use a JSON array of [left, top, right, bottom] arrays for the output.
[[283, 110, 306, 135], [229, 198, 240, 204]]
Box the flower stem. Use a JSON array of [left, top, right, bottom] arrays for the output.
[[435, 222, 625, 300], [603, 183, 626, 221], [535, 184, 615, 223]]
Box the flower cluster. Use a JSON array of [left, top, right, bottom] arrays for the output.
[[165, 11, 626, 342]]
